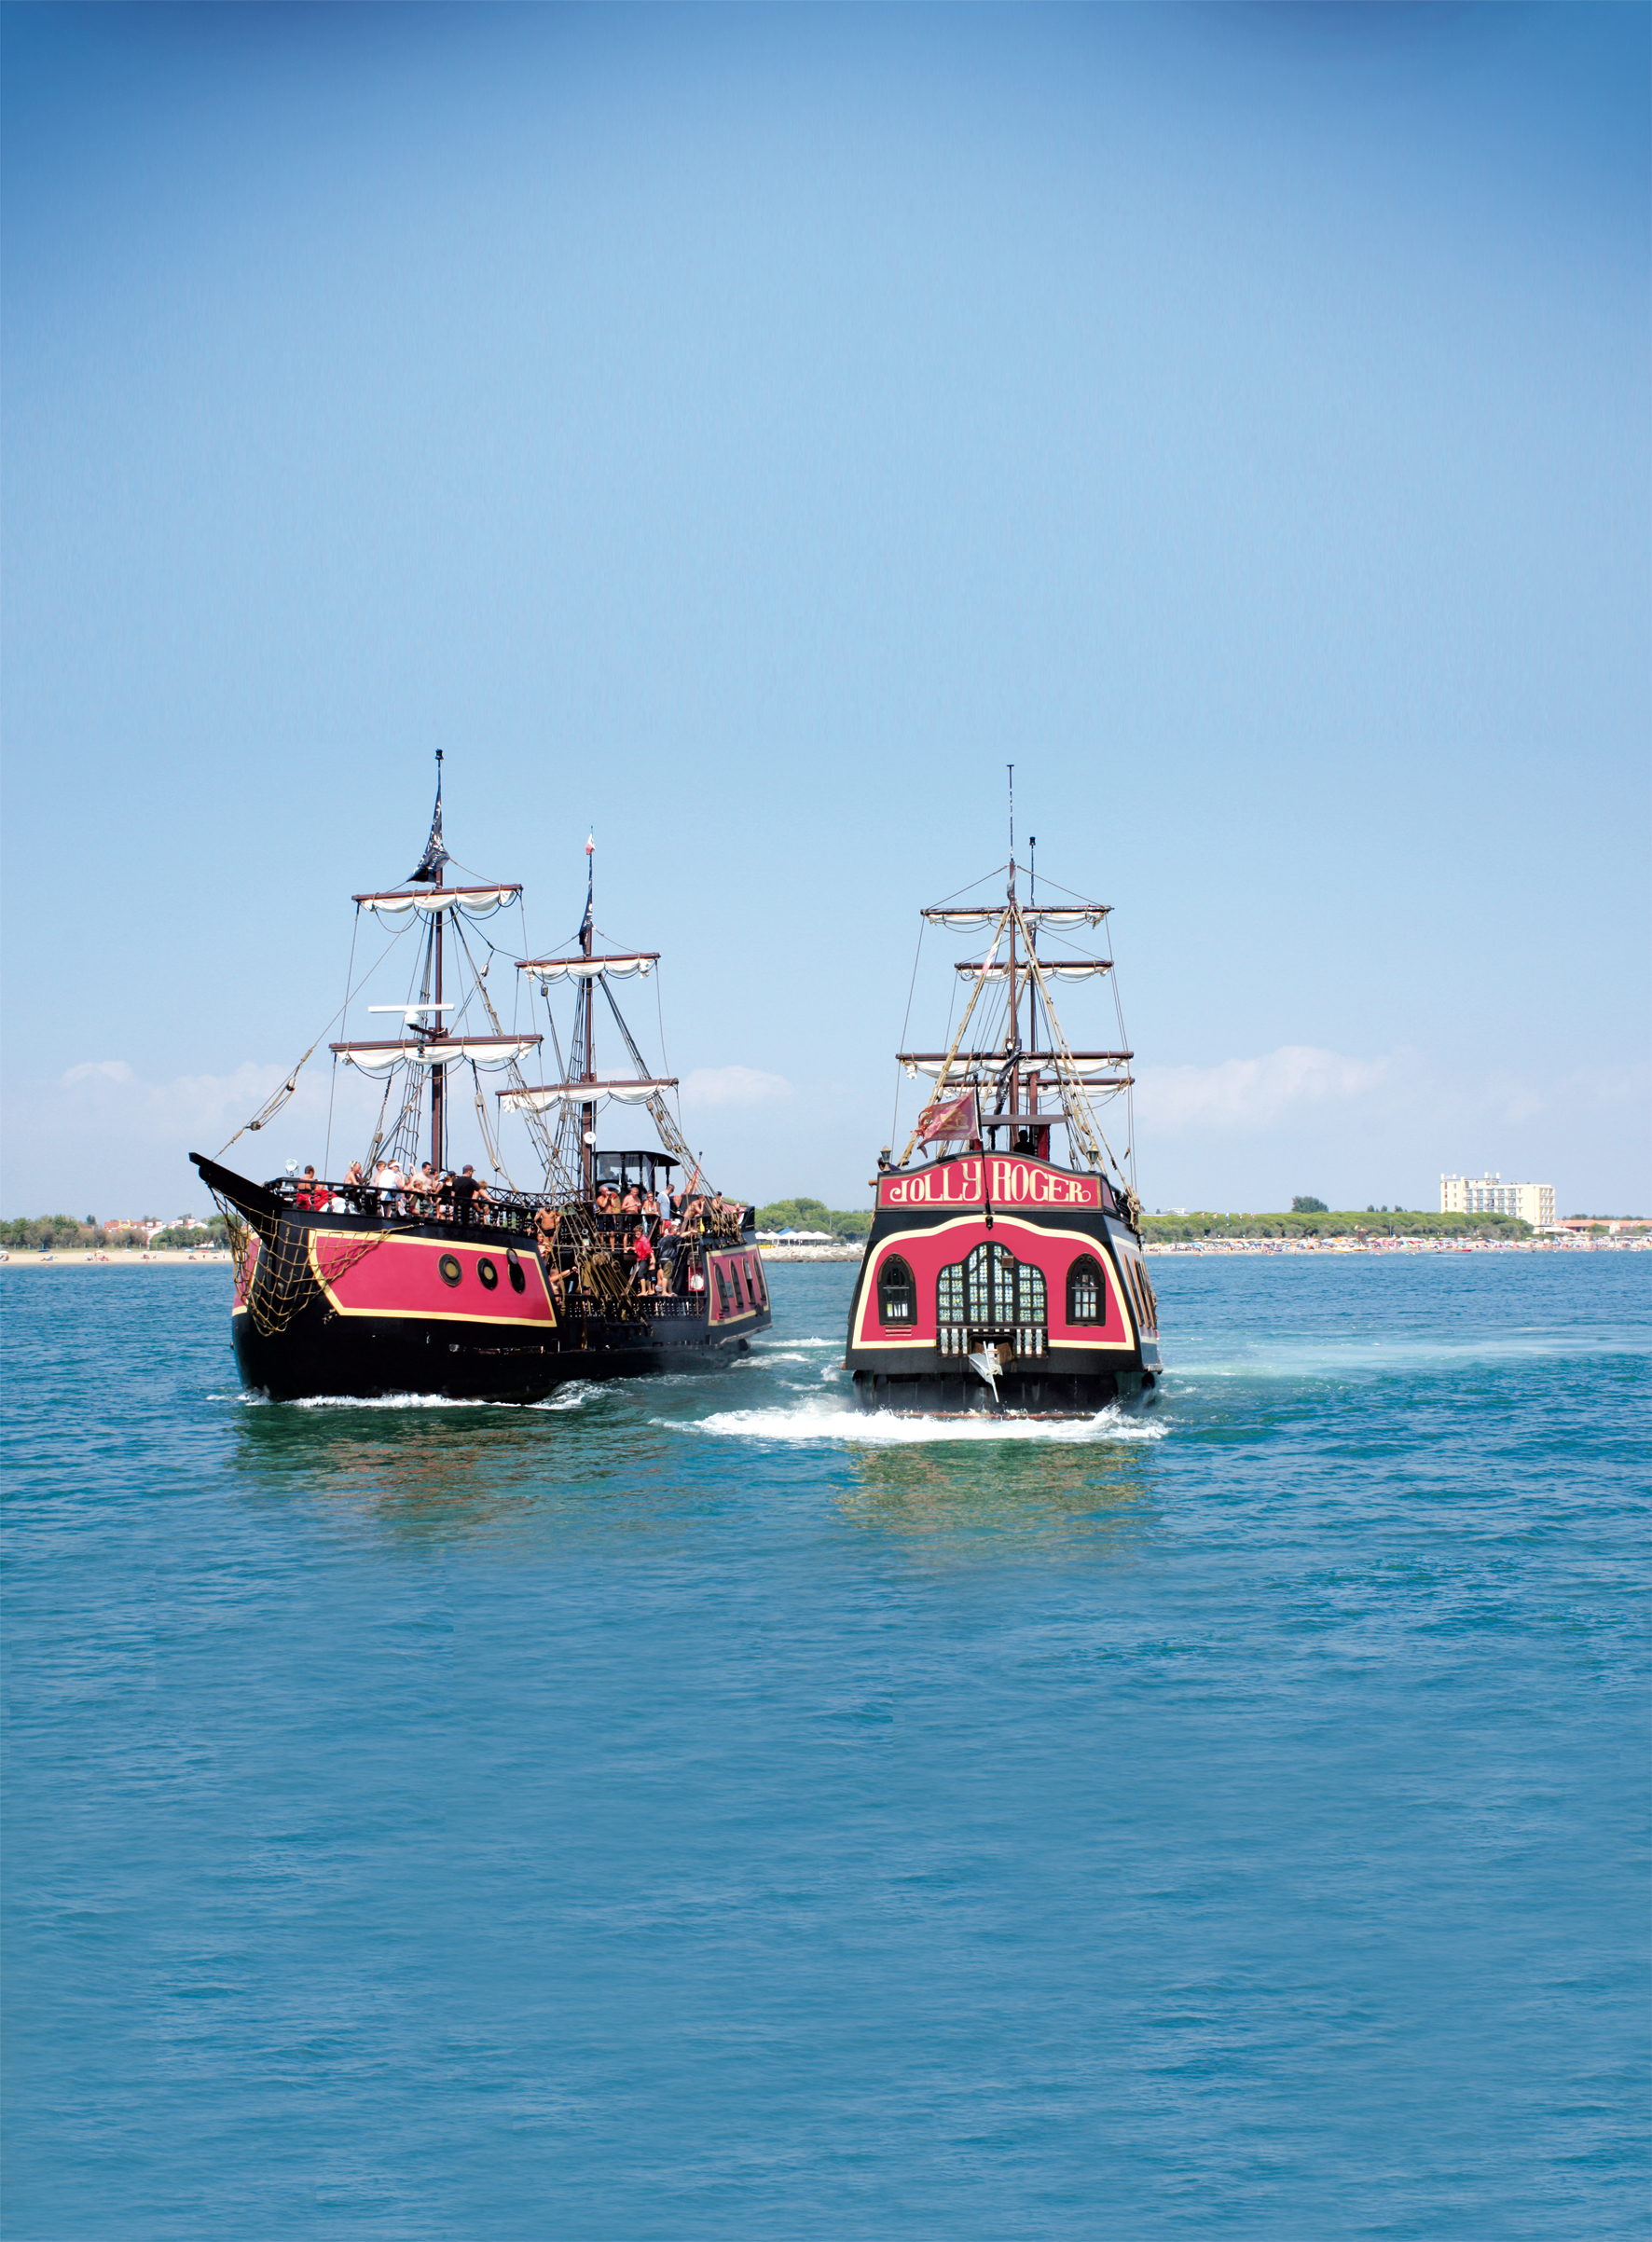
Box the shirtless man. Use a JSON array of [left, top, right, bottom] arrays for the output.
[[534, 1207, 566, 1309], [593, 1183, 620, 1244]]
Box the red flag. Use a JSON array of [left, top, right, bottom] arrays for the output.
[[917, 1088, 979, 1144]]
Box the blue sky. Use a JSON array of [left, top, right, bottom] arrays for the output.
[[4, 3, 1647, 1218]]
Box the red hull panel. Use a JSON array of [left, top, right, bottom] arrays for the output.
[[311, 1230, 557, 1327], [851, 1211, 1137, 1354]]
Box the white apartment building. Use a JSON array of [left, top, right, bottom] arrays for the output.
[[1440, 1172, 1555, 1226]]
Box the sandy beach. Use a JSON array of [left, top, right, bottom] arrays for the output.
[[0, 1251, 235, 1270]]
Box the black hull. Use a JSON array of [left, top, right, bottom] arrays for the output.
[[232, 1300, 753, 1404], [845, 1150, 1163, 1419], [852, 1363, 1157, 1416], [193, 1152, 770, 1407]]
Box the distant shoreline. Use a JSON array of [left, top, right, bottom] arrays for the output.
[[3, 1238, 1645, 1274], [0, 1251, 234, 1270], [1143, 1238, 1648, 1258]]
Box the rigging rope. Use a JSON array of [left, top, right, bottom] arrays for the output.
[[598, 976, 707, 1188], [205, 1188, 403, 1339], [324, 906, 361, 1178], [890, 919, 925, 1152], [214, 916, 417, 1159], [895, 915, 1006, 1166], [1010, 898, 1138, 1219]]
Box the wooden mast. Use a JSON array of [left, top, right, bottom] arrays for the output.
[[581, 836, 596, 1198], [430, 750, 445, 1175], [1026, 832, 1038, 1134], [1006, 763, 1019, 1135]]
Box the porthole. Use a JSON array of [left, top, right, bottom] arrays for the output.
[[477, 1258, 499, 1290], [439, 1254, 463, 1288], [505, 1249, 526, 1294]]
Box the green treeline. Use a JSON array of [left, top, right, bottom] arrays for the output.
[[0, 1215, 230, 1252], [1140, 1210, 1532, 1243], [755, 1197, 874, 1242]]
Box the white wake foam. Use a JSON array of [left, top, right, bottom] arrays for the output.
[[662, 1401, 1166, 1446], [234, 1384, 598, 1412]]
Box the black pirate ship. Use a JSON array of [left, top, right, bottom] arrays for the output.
[[194, 758, 770, 1402], [846, 813, 1161, 1415]]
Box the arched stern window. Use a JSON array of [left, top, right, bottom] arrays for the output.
[[876, 1254, 916, 1326], [1067, 1254, 1107, 1325]]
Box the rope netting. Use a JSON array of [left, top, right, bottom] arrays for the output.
[[208, 1187, 398, 1339]]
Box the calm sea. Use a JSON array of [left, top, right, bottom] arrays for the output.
[[4, 1256, 1646, 2238]]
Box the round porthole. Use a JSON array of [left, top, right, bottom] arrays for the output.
[[477, 1258, 499, 1290], [439, 1254, 463, 1287], [505, 1250, 526, 1294]]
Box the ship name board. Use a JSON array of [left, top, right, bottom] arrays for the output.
[[878, 1159, 1099, 1211]]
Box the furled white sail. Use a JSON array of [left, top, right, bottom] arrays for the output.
[[1054, 1056, 1128, 1080], [499, 1078, 678, 1112], [921, 904, 1109, 928], [415, 1040, 538, 1068], [354, 886, 520, 923], [955, 959, 1112, 982], [517, 955, 657, 983], [903, 1053, 1127, 1080], [337, 1037, 539, 1076]]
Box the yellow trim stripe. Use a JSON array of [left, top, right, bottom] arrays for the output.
[[309, 1230, 559, 1327]]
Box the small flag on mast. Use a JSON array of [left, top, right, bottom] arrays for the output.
[[916, 1088, 979, 1145]]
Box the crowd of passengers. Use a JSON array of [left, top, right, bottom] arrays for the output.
[[290, 1162, 743, 1303]]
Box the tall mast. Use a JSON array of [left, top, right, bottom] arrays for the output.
[[406, 748, 449, 1175], [1006, 763, 1019, 1128], [431, 855, 444, 1176], [1027, 834, 1038, 1060], [580, 832, 596, 1197]]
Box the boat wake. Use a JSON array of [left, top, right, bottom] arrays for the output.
[[231, 1385, 600, 1411], [664, 1400, 1166, 1446]]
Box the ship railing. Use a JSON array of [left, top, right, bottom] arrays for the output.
[[265, 1176, 547, 1242], [267, 1178, 764, 1256], [937, 1322, 1048, 1358]]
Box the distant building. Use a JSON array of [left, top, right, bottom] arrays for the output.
[[1440, 1172, 1554, 1226]]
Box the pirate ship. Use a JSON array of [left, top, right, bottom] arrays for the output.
[[847, 803, 1160, 1415], [193, 757, 769, 1402]]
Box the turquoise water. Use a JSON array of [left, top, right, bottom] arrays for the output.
[[4, 1257, 1647, 2238]]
